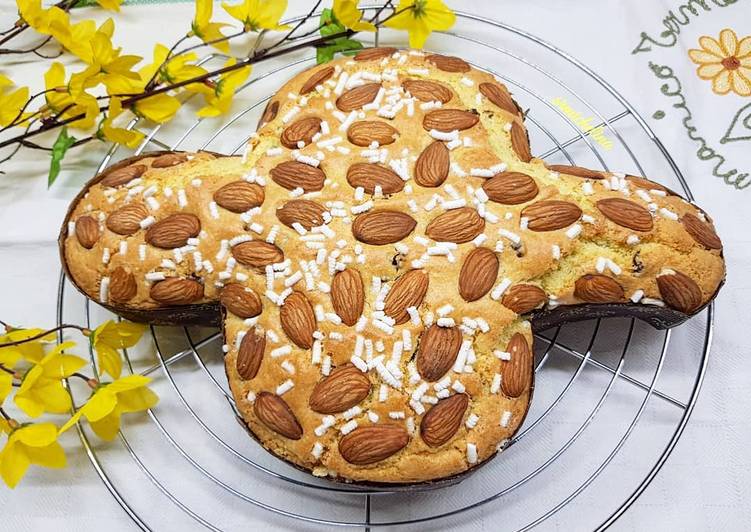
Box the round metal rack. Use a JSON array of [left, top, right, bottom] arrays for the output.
[[58, 7, 713, 531]]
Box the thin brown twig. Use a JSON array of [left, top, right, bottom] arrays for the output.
[[0, 407, 11, 422], [0, 324, 88, 349]]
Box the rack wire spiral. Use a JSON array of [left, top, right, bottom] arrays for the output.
[[57, 7, 713, 531]]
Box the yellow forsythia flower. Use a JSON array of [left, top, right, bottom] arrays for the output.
[[197, 58, 251, 117], [13, 342, 86, 418], [333, 0, 376, 32], [0, 327, 55, 366], [385, 0, 456, 49], [0, 422, 66, 489], [222, 0, 291, 32], [192, 0, 230, 53], [133, 93, 182, 124], [95, 0, 123, 11], [59, 375, 159, 441], [44, 62, 101, 130], [0, 84, 30, 128], [100, 97, 145, 149], [88, 320, 146, 379]]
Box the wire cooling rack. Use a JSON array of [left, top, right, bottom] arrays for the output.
[[57, 7, 714, 531]]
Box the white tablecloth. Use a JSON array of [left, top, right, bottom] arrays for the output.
[[1, 1, 749, 530]]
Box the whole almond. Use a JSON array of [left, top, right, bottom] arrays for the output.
[[75, 215, 100, 249], [106, 203, 149, 236], [145, 213, 201, 249], [416, 325, 462, 382], [547, 164, 605, 179], [597, 198, 653, 232], [280, 116, 322, 149], [236, 328, 265, 380], [510, 122, 532, 162], [150, 277, 204, 305], [151, 152, 187, 168], [657, 270, 703, 313], [500, 333, 532, 398], [232, 241, 284, 268], [220, 284, 262, 319], [423, 109, 479, 132], [254, 392, 303, 440], [522, 200, 582, 232], [276, 199, 327, 230], [347, 121, 399, 146], [336, 83, 382, 112], [420, 393, 469, 447], [384, 270, 429, 325], [354, 47, 397, 61], [414, 141, 450, 187], [682, 213, 722, 250], [459, 247, 499, 301], [309, 364, 371, 414], [402, 79, 453, 103], [339, 425, 409, 465], [300, 66, 334, 94], [501, 284, 547, 314], [109, 266, 137, 303], [257, 99, 279, 129], [479, 82, 519, 115], [425, 207, 485, 244], [574, 274, 624, 302], [482, 172, 538, 204], [346, 163, 404, 195], [279, 291, 316, 349], [100, 164, 146, 188], [426, 54, 471, 73], [213, 181, 265, 213], [271, 161, 326, 192], [330, 268, 364, 326], [626, 174, 672, 194], [352, 210, 416, 245]]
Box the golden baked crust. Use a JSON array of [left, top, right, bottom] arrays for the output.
[[60, 48, 725, 484]]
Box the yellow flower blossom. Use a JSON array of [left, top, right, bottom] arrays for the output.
[[13, 342, 86, 418], [197, 58, 251, 117], [147, 44, 211, 89], [333, 0, 376, 32], [0, 84, 30, 128], [192, 0, 230, 53], [384, 0, 455, 49], [0, 422, 66, 489], [88, 320, 146, 379], [689, 28, 751, 97], [0, 372, 12, 405], [0, 327, 55, 367], [43, 62, 101, 131], [99, 97, 144, 149], [222, 0, 291, 32], [60, 375, 159, 441], [134, 93, 182, 123], [94, 0, 123, 11]]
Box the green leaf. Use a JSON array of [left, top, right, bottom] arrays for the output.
[[48, 127, 77, 188], [316, 8, 363, 64]]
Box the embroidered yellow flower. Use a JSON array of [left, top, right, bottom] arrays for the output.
[[334, 0, 376, 32], [0, 422, 66, 488], [13, 342, 86, 418], [60, 375, 159, 441], [222, 0, 291, 32], [0, 327, 55, 366], [192, 0, 230, 53], [88, 320, 146, 379], [197, 58, 252, 117], [689, 28, 751, 97], [384, 0, 455, 49]]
